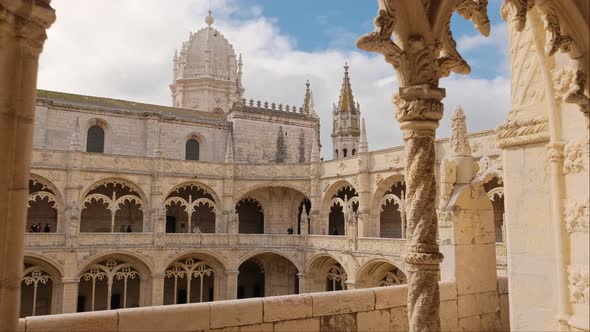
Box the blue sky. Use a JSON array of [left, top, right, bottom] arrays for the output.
[[39, 0, 511, 156], [235, 0, 507, 79]]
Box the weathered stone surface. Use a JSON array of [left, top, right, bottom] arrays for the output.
[[118, 303, 210, 331], [312, 288, 374, 316], [357, 309, 390, 331], [389, 307, 409, 332], [26, 311, 118, 332], [263, 294, 312, 322], [374, 285, 407, 309], [239, 323, 273, 332], [274, 318, 320, 332], [457, 291, 500, 318], [439, 281, 458, 301], [440, 300, 459, 332], [210, 298, 263, 328], [320, 313, 357, 332]]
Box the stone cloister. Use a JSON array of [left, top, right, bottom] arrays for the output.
[[1, 0, 588, 331]]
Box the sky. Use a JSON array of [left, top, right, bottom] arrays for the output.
[[38, 0, 510, 158]]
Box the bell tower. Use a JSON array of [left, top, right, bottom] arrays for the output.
[[331, 63, 361, 159]]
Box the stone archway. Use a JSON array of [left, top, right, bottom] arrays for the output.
[[237, 252, 299, 298], [378, 180, 406, 239], [328, 185, 359, 236], [80, 179, 145, 233], [164, 183, 217, 234], [484, 176, 505, 243], [76, 252, 152, 312], [20, 256, 63, 318], [27, 177, 62, 233], [355, 259, 407, 289], [305, 254, 348, 293]]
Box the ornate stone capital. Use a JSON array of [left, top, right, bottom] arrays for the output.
[[394, 85, 445, 127], [553, 65, 590, 114], [546, 142, 565, 161], [0, 0, 56, 57]]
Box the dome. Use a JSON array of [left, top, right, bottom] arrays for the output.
[[173, 14, 238, 82]]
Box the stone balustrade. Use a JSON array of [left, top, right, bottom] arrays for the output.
[[17, 279, 510, 331]]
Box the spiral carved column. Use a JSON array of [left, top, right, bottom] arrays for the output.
[[396, 86, 445, 331]]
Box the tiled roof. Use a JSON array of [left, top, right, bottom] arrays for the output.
[[36, 90, 228, 124]]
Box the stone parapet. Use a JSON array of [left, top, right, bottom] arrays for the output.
[[18, 280, 510, 332]]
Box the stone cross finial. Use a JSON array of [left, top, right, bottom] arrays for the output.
[[205, 10, 214, 27]]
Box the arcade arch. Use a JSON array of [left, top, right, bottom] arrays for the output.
[[355, 259, 407, 289], [20, 256, 63, 318], [164, 183, 217, 233], [305, 255, 348, 293], [27, 176, 62, 233], [80, 179, 145, 233], [237, 253, 299, 299]]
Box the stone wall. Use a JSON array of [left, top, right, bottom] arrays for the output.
[[17, 280, 510, 332]]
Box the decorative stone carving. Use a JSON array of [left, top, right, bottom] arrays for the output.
[[553, 65, 590, 114], [568, 265, 589, 304], [496, 116, 549, 148], [563, 138, 589, 175], [564, 200, 589, 233], [22, 267, 52, 316], [449, 106, 472, 157], [357, 1, 490, 329], [80, 259, 139, 311]]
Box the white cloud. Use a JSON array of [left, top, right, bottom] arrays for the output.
[[38, 0, 510, 159]]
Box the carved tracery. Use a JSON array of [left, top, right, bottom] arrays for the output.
[[79, 259, 140, 311], [165, 258, 214, 304]]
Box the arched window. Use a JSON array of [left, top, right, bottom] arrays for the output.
[[186, 139, 200, 161], [343, 149, 348, 158], [86, 126, 105, 153]]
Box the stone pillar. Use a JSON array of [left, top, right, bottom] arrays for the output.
[[225, 270, 239, 300], [357, 2, 489, 330], [222, 130, 235, 233], [438, 107, 500, 329], [309, 129, 321, 235], [0, 1, 55, 330], [150, 273, 165, 306], [356, 118, 370, 237], [297, 273, 307, 294], [60, 278, 79, 314]]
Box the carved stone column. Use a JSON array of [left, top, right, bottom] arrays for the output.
[[356, 118, 370, 237], [0, 1, 55, 330], [357, 2, 489, 330], [225, 270, 239, 300], [309, 129, 321, 235]]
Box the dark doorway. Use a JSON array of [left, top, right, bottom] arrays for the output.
[[166, 216, 176, 233]]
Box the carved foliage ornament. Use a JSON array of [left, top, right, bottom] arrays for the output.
[[357, 2, 489, 87], [553, 66, 590, 111], [564, 200, 589, 233], [563, 139, 589, 175], [568, 265, 589, 304]]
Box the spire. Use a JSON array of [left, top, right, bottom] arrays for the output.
[[358, 118, 368, 153], [225, 129, 234, 163], [337, 62, 357, 113], [303, 80, 313, 115], [235, 53, 244, 100], [450, 106, 472, 157], [311, 129, 321, 162], [69, 117, 81, 151], [153, 123, 162, 158], [205, 10, 215, 27]]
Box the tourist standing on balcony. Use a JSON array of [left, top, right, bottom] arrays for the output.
[[126, 225, 132, 233], [44, 224, 50, 233]]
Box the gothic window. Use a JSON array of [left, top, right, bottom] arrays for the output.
[[185, 139, 200, 161], [236, 198, 264, 234], [343, 149, 348, 158], [86, 126, 105, 153], [78, 259, 141, 312], [27, 179, 59, 233], [484, 177, 505, 243], [164, 258, 214, 304], [379, 181, 406, 239], [80, 181, 144, 233], [326, 264, 346, 291], [20, 265, 53, 317], [164, 183, 216, 233], [329, 185, 358, 236]]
